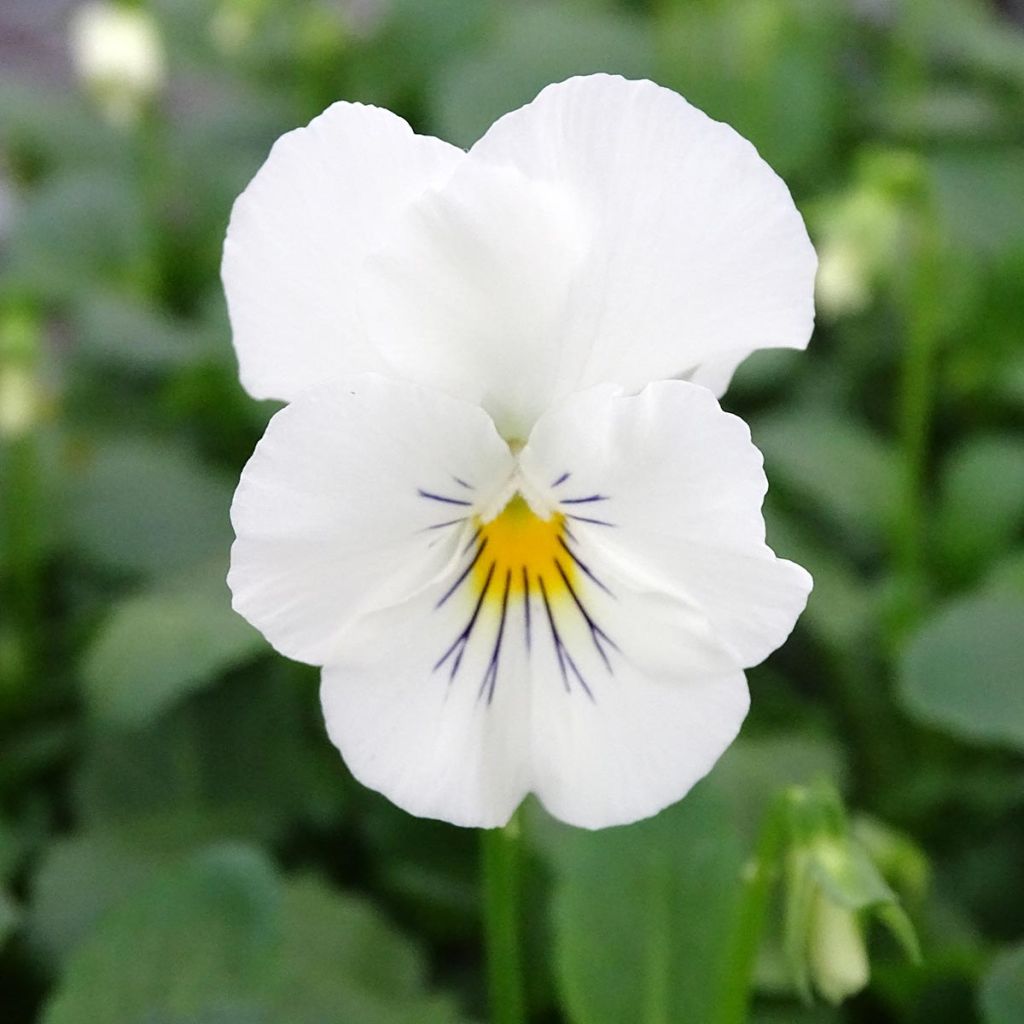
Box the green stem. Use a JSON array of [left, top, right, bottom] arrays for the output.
[[895, 226, 942, 593], [1, 312, 43, 697], [712, 794, 789, 1024], [481, 813, 527, 1024]]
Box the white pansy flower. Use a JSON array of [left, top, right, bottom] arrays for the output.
[[225, 75, 816, 829]]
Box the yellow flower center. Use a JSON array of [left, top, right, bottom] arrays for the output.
[[473, 494, 574, 604]]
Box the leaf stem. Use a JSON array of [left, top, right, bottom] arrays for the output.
[[481, 812, 527, 1024], [712, 794, 789, 1024]]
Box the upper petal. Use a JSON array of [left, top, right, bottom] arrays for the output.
[[359, 159, 589, 439], [471, 74, 816, 400], [222, 102, 463, 402]]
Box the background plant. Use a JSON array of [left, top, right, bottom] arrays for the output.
[[0, 1, 1022, 1022]]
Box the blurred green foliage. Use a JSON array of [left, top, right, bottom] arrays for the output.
[[1, 0, 1022, 1022]]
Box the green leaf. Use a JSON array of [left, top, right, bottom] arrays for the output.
[[753, 410, 898, 554], [40, 847, 468, 1024], [41, 845, 280, 1024], [899, 593, 1024, 751], [656, 0, 846, 180], [73, 673, 334, 839], [931, 151, 1024, 260], [3, 171, 148, 300], [935, 435, 1024, 581], [268, 877, 464, 1024], [27, 825, 215, 965], [434, 3, 653, 148], [753, 1009, 841, 1024], [980, 943, 1024, 1024], [764, 503, 877, 652], [81, 560, 265, 726], [541, 784, 745, 1024], [69, 436, 235, 576], [73, 292, 222, 374], [0, 889, 18, 948], [985, 549, 1024, 598]]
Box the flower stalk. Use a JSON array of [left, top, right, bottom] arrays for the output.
[[712, 793, 789, 1024], [481, 813, 527, 1024]]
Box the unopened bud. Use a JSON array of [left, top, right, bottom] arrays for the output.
[[808, 891, 870, 1004], [0, 365, 41, 439], [70, 2, 166, 126]]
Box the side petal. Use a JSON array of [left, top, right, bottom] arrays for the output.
[[228, 374, 514, 665], [472, 74, 817, 397], [222, 103, 463, 402], [519, 379, 812, 668]]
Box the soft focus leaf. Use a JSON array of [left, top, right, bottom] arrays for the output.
[[984, 549, 1024, 597], [765, 503, 877, 651], [73, 292, 222, 373], [40, 846, 467, 1024], [27, 824, 212, 965], [542, 784, 744, 1024], [754, 410, 898, 553], [3, 171, 148, 299], [81, 559, 265, 726], [69, 436, 235, 576], [899, 593, 1024, 751], [935, 435, 1024, 581], [931, 151, 1024, 260], [41, 845, 279, 1024], [434, 2, 653, 147], [657, 0, 845, 179], [0, 888, 18, 947], [980, 943, 1024, 1024], [269, 876, 465, 1024], [73, 673, 334, 838]]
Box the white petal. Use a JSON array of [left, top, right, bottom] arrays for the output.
[[359, 160, 588, 439], [321, 569, 534, 829], [222, 103, 462, 402], [519, 379, 812, 667], [472, 74, 816, 398], [320, 504, 742, 829], [530, 663, 749, 830], [228, 374, 514, 665]]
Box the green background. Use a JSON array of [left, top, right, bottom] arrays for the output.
[[1, 0, 1023, 1021]]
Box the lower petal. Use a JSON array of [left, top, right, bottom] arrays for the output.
[[530, 663, 749, 830], [321, 568, 533, 829]]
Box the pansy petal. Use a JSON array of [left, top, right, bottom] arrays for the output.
[[531, 662, 749, 830], [321, 571, 534, 829], [223, 103, 462, 402], [359, 160, 587, 438], [472, 74, 816, 399], [519, 379, 812, 668], [228, 375, 514, 665], [320, 506, 741, 829]]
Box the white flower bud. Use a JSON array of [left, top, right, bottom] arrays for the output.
[[808, 891, 870, 1004], [70, 2, 166, 125], [815, 237, 872, 318], [0, 365, 41, 439]]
